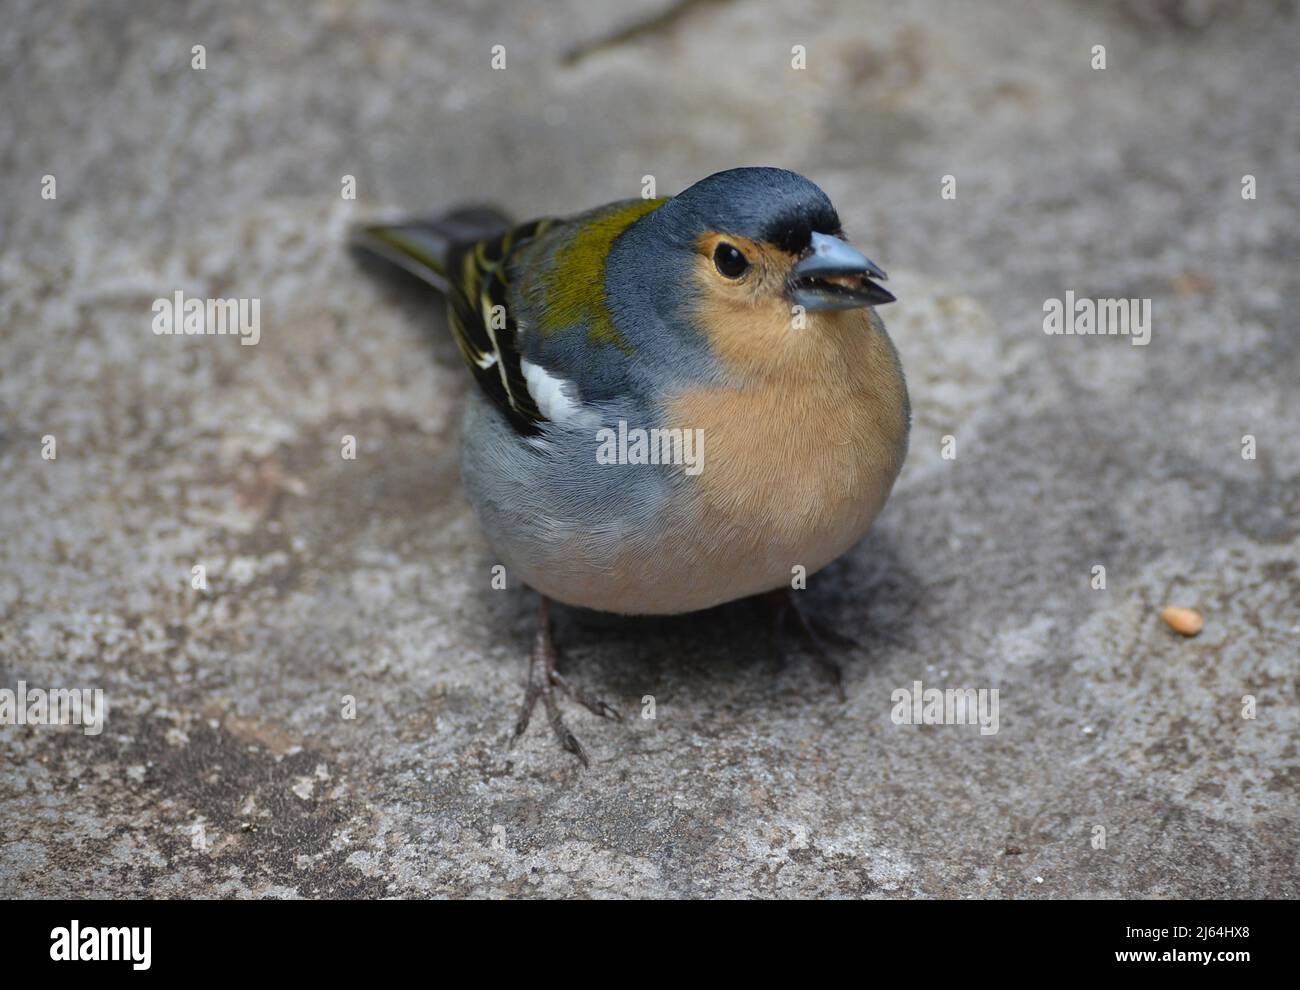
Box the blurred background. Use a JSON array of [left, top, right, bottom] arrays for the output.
[[1, 0, 1296, 898]]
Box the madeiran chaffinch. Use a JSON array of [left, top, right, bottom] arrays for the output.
[[351, 167, 909, 765]]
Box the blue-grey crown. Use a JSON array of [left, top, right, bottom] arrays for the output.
[[668, 167, 842, 253]]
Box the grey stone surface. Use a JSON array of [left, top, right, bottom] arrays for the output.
[[1, 0, 1296, 898]]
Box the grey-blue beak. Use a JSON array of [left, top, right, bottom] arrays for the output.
[[790, 231, 895, 311]]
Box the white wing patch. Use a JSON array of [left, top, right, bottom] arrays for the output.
[[520, 359, 596, 427]]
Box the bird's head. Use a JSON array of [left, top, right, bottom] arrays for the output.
[[669, 166, 894, 316], [606, 168, 894, 381]]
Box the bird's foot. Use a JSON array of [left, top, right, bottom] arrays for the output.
[[510, 597, 622, 767], [761, 588, 853, 702]]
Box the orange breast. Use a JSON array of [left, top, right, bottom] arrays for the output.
[[667, 307, 909, 548]]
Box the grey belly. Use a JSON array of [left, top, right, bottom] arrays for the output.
[[458, 391, 688, 612]]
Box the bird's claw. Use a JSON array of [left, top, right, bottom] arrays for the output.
[[510, 598, 618, 767], [552, 670, 623, 722], [763, 588, 852, 702]]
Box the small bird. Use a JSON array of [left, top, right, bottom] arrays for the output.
[[351, 167, 910, 765]]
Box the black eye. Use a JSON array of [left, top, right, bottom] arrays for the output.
[[713, 242, 749, 279]]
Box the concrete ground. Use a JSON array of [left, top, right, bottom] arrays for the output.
[[1, 0, 1296, 898]]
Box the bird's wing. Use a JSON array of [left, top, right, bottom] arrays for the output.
[[351, 212, 559, 436]]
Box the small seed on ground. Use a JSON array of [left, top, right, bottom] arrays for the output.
[[1161, 606, 1203, 636]]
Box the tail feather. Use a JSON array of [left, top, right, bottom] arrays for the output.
[[348, 206, 514, 295], [350, 204, 554, 436]]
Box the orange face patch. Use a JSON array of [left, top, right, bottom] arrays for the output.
[[693, 232, 796, 304], [689, 232, 873, 381]]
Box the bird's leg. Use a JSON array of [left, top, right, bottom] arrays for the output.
[[510, 596, 622, 767], [760, 588, 850, 702]]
